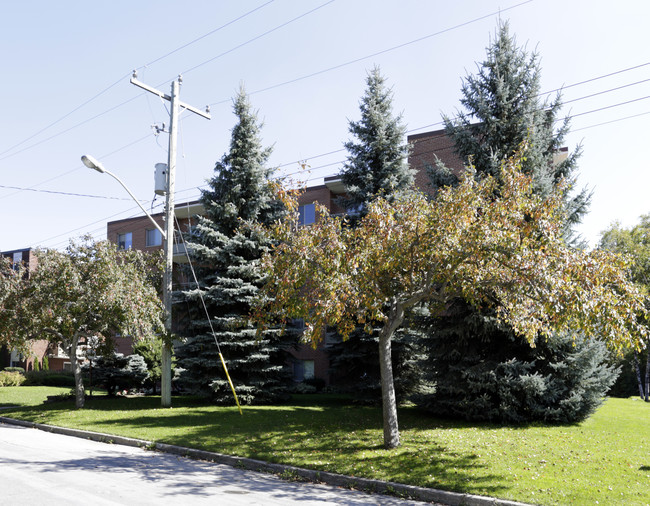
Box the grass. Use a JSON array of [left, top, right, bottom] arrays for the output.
[[1, 390, 648, 505], [0, 386, 73, 407]]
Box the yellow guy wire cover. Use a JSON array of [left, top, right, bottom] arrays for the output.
[[219, 353, 243, 415]]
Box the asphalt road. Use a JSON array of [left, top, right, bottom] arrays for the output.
[[0, 423, 428, 505]]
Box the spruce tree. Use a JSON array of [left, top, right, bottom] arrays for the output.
[[174, 87, 292, 404], [433, 21, 589, 233], [416, 302, 618, 423], [420, 22, 610, 423], [329, 67, 421, 402], [338, 66, 414, 216]]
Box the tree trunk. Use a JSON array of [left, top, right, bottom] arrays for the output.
[[634, 350, 645, 400], [68, 333, 85, 409], [378, 301, 405, 449]]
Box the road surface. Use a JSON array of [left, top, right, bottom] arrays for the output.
[[0, 423, 428, 505]]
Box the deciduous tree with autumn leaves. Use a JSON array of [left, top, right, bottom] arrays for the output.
[[0, 237, 164, 408], [253, 149, 647, 449]]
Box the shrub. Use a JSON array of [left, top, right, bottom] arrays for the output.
[[304, 377, 326, 392], [24, 370, 75, 387], [84, 353, 148, 396], [3, 367, 25, 374], [327, 327, 424, 405], [0, 370, 26, 387]]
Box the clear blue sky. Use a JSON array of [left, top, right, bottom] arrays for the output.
[[2, 0, 649, 251]]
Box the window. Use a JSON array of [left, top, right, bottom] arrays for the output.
[[293, 359, 315, 382], [298, 203, 316, 226], [117, 232, 132, 250], [11, 252, 22, 270], [146, 228, 162, 247]]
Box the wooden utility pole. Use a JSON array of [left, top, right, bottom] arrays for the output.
[[131, 73, 211, 407]]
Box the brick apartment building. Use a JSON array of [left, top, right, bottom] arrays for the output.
[[104, 128, 463, 385]]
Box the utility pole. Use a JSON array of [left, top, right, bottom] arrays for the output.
[[131, 72, 211, 407]]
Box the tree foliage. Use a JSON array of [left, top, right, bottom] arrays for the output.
[[84, 353, 149, 396], [338, 66, 414, 217], [435, 21, 589, 234], [422, 21, 600, 420], [0, 237, 164, 408], [175, 87, 293, 404], [600, 215, 650, 401], [254, 151, 647, 448], [417, 301, 619, 423], [328, 67, 420, 400]]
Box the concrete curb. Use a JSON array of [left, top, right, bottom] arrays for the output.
[[0, 415, 531, 506]]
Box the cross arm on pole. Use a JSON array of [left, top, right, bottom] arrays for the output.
[[130, 78, 211, 120]]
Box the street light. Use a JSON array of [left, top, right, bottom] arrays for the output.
[[82, 154, 171, 405], [81, 155, 165, 238]]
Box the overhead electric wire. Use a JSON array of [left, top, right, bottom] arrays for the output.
[[562, 78, 650, 105], [540, 61, 650, 96], [144, 0, 274, 69], [179, 0, 336, 78], [279, 81, 650, 178], [0, 2, 276, 161], [209, 0, 534, 106], [0, 185, 137, 201], [25, 99, 647, 252], [1, 0, 530, 165], [572, 110, 650, 132], [0, 73, 132, 159], [0, 96, 143, 163], [0, 133, 153, 201]]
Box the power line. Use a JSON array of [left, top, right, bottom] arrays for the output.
[[567, 95, 650, 120], [0, 133, 152, 201], [562, 78, 650, 106], [0, 0, 529, 164], [144, 1, 274, 69], [209, 0, 534, 106], [179, 0, 336, 78], [0, 185, 137, 201], [278, 80, 650, 177], [26, 102, 647, 251], [541, 61, 650, 96], [0, 95, 143, 163], [0, 2, 276, 161], [572, 110, 650, 133]]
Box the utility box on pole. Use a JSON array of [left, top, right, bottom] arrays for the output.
[[154, 163, 167, 196]]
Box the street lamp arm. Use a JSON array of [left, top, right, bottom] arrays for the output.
[[81, 155, 166, 239]]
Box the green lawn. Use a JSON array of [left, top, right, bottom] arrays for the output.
[[0, 386, 73, 407], [1, 390, 648, 505]]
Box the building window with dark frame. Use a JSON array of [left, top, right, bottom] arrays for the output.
[[145, 228, 162, 247], [117, 232, 132, 250], [298, 203, 316, 226], [293, 359, 315, 382]]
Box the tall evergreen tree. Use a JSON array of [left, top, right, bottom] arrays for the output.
[[420, 22, 611, 423], [338, 66, 414, 216], [329, 67, 421, 402], [432, 21, 589, 233], [174, 87, 292, 404]]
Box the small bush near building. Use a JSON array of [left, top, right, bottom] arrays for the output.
[[24, 370, 75, 387], [3, 367, 25, 374], [84, 353, 148, 396], [0, 370, 26, 387]]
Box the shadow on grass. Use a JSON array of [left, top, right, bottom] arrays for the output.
[[7, 394, 508, 496], [9, 396, 508, 495]]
